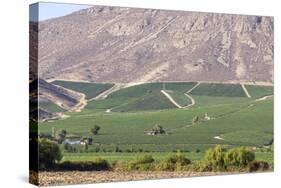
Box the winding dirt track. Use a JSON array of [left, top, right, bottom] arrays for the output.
[[160, 82, 200, 109], [161, 90, 183, 108], [241, 84, 251, 98], [255, 95, 273, 102], [90, 84, 124, 101]]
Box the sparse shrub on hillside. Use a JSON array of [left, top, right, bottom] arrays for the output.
[[39, 138, 62, 170]]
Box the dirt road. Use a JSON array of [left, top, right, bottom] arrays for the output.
[[160, 82, 199, 109], [161, 90, 183, 108], [241, 84, 251, 98], [90, 84, 124, 101]]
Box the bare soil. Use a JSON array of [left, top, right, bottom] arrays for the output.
[[38, 171, 228, 186]]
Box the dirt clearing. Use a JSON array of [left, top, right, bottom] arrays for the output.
[[38, 171, 228, 186]]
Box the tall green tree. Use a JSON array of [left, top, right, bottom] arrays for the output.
[[39, 138, 62, 169], [90, 125, 101, 135]]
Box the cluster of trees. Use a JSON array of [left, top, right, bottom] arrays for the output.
[[39, 129, 68, 144], [148, 124, 166, 135], [90, 125, 100, 135], [198, 145, 269, 172], [39, 124, 102, 147]]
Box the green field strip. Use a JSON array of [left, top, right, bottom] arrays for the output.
[[190, 83, 247, 97], [111, 91, 176, 112], [166, 90, 191, 106], [39, 100, 65, 113], [245, 85, 273, 98], [164, 82, 197, 93], [52, 80, 114, 99]]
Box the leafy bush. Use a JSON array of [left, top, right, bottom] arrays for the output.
[[200, 146, 256, 171], [59, 157, 110, 171], [126, 155, 155, 171], [249, 161, 269, 172], [39, 138, 62, 170], [224, 147, 255, 167], [166, 153, 191, 165], [202, 145, 227, 171], [157, 152, 191, 171], [90, 125, 101, 135]]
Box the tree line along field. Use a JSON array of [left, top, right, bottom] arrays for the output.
[[39, 81, 274, 156], [61, 150, 273, 166]]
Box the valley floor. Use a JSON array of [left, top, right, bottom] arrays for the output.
[[34, 81, 274, 186]]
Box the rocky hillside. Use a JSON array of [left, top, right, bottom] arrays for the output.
[[30, 108, 61, 122], [38, 79, 86, 111], [35, 6, 274, 84]]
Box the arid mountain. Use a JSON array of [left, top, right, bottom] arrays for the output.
[[35, 6, 273, 84]]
